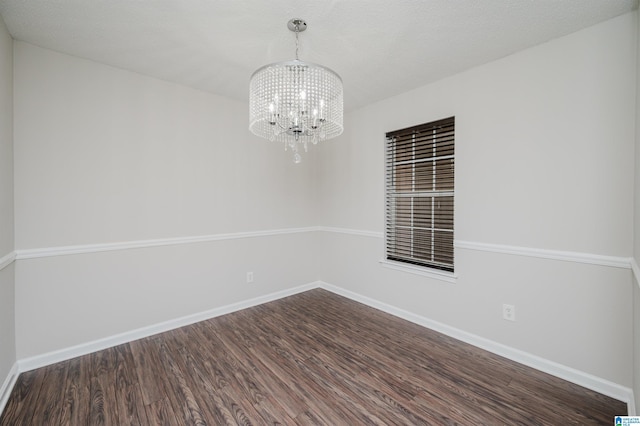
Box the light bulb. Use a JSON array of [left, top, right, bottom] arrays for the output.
[[294, 153, 302, 164], [268, 103, 276, 125]]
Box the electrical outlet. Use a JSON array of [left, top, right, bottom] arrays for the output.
[[246, 272, 254, 283], [502, 304, 515, 321]]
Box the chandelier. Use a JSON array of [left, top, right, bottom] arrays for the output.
[[249, 18, 344, 163]]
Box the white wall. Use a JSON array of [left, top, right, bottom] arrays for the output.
[[7, 8, 638, 405], [16, 233, 318, 358], [318, 12, 636, 388], [0, 13, 15, 401], [14, 43, 318, 248], [13, 42, 319, 359]]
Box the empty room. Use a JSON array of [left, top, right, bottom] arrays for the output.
[[0, 0, 639, 424]]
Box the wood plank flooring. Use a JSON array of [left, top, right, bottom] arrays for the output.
[[0, 289, 627, 424]]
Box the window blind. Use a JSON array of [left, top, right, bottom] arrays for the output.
[[385, 117, 455, 272]]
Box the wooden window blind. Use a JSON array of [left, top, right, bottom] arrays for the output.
[[385, 116, 455, 272]]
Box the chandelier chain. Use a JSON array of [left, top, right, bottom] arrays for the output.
[[295, 26, 300, 60]]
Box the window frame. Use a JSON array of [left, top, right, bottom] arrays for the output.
[[384, 117, 455, 276]]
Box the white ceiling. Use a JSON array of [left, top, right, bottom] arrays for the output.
[[0, 0, 636, 111]]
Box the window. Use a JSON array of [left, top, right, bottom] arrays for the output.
[[385, 117, 455, 273]]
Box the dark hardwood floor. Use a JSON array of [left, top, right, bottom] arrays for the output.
[[0, 288, 627, 425]]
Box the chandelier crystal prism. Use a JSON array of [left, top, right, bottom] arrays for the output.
[[249, 18, 344, 163]]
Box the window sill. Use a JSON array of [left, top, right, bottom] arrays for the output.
[[379, 259, 457, 284]]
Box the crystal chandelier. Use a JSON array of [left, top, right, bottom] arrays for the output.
[[249, 18, 344, 163]]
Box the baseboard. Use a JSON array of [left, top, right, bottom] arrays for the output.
[[18, 282, 319, 372], [317, 282, 636, 413], [0, 362, 19, 415], [10, 280, 635, 415]]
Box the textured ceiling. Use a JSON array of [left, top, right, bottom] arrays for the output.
[[0, 0, 636, 111]]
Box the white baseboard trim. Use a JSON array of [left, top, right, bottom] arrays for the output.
[[7, 280, 635, 415], [0, 362, 19, 416], [15, 227, 319, 260], [18, 282, 319, 372], [318, 281, 635, 413], [0, 251, 15, 272]]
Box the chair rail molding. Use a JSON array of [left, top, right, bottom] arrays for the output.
[[632, 257, 640, 288], [316, 226, 384, 239], [0, 251, 15, 271], [14, 227, 320, 260], [455, 240, 632, 270], [316, 227, 633, 270], [12, 226, 634, 273]]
